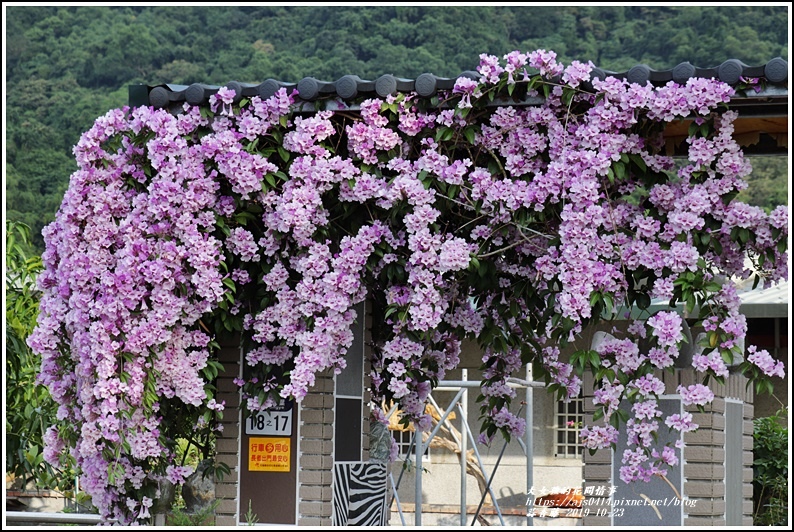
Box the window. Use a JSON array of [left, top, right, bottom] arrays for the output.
[[391, 428, 429, 461], [555, 396, 584, 458]]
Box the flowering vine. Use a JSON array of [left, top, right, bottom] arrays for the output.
[[29, 49, 787, 523]]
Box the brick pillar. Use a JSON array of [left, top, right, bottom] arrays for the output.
[[582, 367, 754, 527], [741, 402, 755, 526], [214, 336, 242, 526], [679, 368, 753, 525], [297, 369, 335, 525], [682, 397, 726, 525]]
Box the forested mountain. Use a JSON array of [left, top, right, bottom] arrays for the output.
[[5, 5, 790, 252]]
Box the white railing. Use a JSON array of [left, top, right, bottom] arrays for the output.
[[5, 511, 106, 525]]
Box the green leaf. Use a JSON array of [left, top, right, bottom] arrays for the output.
[[222, 277, 236, 293], [629, 153, 647, 173], [685, 293, 696, 315], [478, 259, 488, 277], [703, 282, 721, 292], [463, 127, 477, 145], [636, 292, 651, 310], [603, 294, 614, 315], [614, 161, 626, 181], [562, 88, 575, 107], [246, 139, 261, 153]]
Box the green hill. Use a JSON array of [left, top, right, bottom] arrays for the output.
[[5, 5, 789, 252]]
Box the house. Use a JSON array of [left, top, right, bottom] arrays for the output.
[[128, 55, 788, 526]]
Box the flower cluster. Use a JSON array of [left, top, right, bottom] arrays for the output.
[[29, 49, 787, 523]]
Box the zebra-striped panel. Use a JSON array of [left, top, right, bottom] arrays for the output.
[[333, 463, 351, 526], [333, 462, 387, 526]]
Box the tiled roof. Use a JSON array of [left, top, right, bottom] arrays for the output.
[[129, 57, 788, 110], [127, 57, 788, 155]]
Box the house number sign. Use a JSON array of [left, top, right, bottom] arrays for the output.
[[245, 400, 293, 437]]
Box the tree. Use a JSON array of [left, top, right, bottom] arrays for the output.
[[5, 221, 75, 492]]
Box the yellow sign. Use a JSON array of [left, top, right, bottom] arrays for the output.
[[248, 437, 291, 472]]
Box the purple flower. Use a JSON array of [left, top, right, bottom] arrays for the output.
[[632, 399, 662, 421], [630, 375, 666, 397], [209, 86, 236, 116], [562, 60, 593, 88], [166, 465, 194, 485], [647, 311, 683, 348], [652, 446, 679, 467], [678, 384, 715, 406], [528, 49, 563, 78], [769, 205, 788, 230], [26, 47, 791, 518], [580, 424, 619, 449], [477, 53, 505, 84], [491, 406, 526, 437], [438, 238, 472, 273], [452, 77, 481, 109], [503, 51, 527, 84], [665, 412, 698, 432], [747, 346, 785, 378]]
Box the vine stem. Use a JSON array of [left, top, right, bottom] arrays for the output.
[[476, 239, 523, 259]]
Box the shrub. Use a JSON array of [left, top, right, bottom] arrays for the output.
[[752, 407, 788, 526]]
